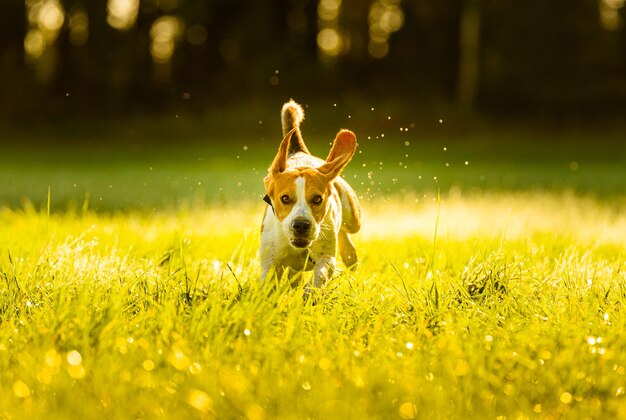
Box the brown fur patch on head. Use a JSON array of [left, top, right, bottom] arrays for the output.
[[269, 128, 297, 176], [265, 168, 332, 223], [264, 129, 356, 226]]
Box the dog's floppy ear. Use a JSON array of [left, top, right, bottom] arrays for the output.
[[269, 128, 297, 175], [318, 130, 357, 181]]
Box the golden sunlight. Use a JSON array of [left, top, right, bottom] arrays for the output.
[[69, 7, 89, 46], [24, 29, 46, 60], [317, 28, 342, 56], [150, 16, 184, 64], [368, 0, 404, 58], [317, 0, 345, 57], [600, 0, 625, 30], [24, 0, 65, 60], [107, 0, 140, 31]]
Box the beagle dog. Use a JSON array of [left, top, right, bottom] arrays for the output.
[[260, 100, 361, 292]]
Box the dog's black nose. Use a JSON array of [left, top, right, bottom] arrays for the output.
[[291, 219, 311, 235]]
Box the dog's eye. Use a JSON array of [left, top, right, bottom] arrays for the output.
[[280, 195, 291, 204], [311, 195, 323, 205]]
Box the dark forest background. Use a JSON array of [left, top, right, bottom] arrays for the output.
[[1, 0, 625, 122]]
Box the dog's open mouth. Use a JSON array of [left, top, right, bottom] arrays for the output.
[[291, 238, 310, 248]]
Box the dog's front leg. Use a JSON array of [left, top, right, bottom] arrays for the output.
[[312, 255, 336, 289], [260, 261, 283, 283], [303, 255, 335, 300]]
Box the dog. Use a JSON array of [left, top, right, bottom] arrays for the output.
[[260, 100, 361, 292]]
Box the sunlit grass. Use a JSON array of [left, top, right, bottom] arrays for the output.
[[1, 192, 626, 418]]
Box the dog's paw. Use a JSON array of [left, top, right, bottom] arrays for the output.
[[302, 286, 325, 305]]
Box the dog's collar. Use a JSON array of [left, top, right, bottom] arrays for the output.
[[263, 194, 274, 214]]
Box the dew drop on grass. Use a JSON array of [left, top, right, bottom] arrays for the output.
[[318, 358, 332, 371], [302, 381, 312, 391], [399, 402, 417, 419], [189, 362, 202, 375], [405, 342, 413, 350], [37, 369, 52, 385], [560, 392, 573, 404], [244, 328, 251, 337], [12, 380, 31, 399], [143, 359, 155, 371], [44, 349, 62, 369], [188, 389, 213, 413], [67, 350, 82, 366]]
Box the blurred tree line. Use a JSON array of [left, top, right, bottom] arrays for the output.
[[1, 0, 625, 120]]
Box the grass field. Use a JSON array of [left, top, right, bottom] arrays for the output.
[[1, 117, 626, 418]]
